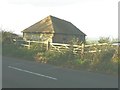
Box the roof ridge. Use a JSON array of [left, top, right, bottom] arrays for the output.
[[48, 15, 55, 33]]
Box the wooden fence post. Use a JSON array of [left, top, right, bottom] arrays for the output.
[[28, 40, 30, 49], [46, 41, 50, 51], [48, 41, 50, 50]]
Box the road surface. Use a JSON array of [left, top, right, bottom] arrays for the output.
[[2, 57, 118, 88]]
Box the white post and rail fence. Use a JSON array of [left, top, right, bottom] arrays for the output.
[[16, 40, 110, 54]]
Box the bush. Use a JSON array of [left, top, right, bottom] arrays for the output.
[[30, 43, 46, 52], [87, 45, 117, 74], [1, 31, 20, 44], [98, 37, 111, 43], [34, 48, 76, 65], [100, 48, 115, 61], [45, 49, 67, 64], [2, 44, 35, 60], [34, 52, 47, 63]]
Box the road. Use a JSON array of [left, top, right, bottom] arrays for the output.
[[2, 57, 118, 88]]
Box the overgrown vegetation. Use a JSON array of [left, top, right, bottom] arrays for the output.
[[2, 31, 119, 75]]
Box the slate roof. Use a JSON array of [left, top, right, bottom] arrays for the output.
[[22, 15, 86, 35]]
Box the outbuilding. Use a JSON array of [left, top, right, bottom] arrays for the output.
[[22, 15, 86, 44]]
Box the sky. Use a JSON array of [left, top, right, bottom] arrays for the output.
[[0, 0, 119, 40]]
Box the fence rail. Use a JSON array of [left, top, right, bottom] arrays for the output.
[[16, 40, 111, 54]]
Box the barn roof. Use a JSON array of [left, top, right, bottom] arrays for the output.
[[22, 15, 86, 35]]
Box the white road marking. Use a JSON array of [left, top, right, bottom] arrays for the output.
[[8, 66, 57, 80]]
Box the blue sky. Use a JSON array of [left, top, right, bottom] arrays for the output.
[[0, 0, 119, 40]]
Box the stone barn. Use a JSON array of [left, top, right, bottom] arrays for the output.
[[22, 15, 86, 44]]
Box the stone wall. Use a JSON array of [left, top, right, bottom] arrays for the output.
[[52, 33, 85, 44]]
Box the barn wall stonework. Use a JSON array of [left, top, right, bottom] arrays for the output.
[[52, 33, 85, 44]]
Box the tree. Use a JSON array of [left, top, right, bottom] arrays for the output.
[[111, 38, 119, 43], [85, 38, 98, 45], [1, 30, 19, 44], [98, 37, 111, 43]]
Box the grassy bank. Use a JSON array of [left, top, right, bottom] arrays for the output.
[[2, 43, 119, 76]]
